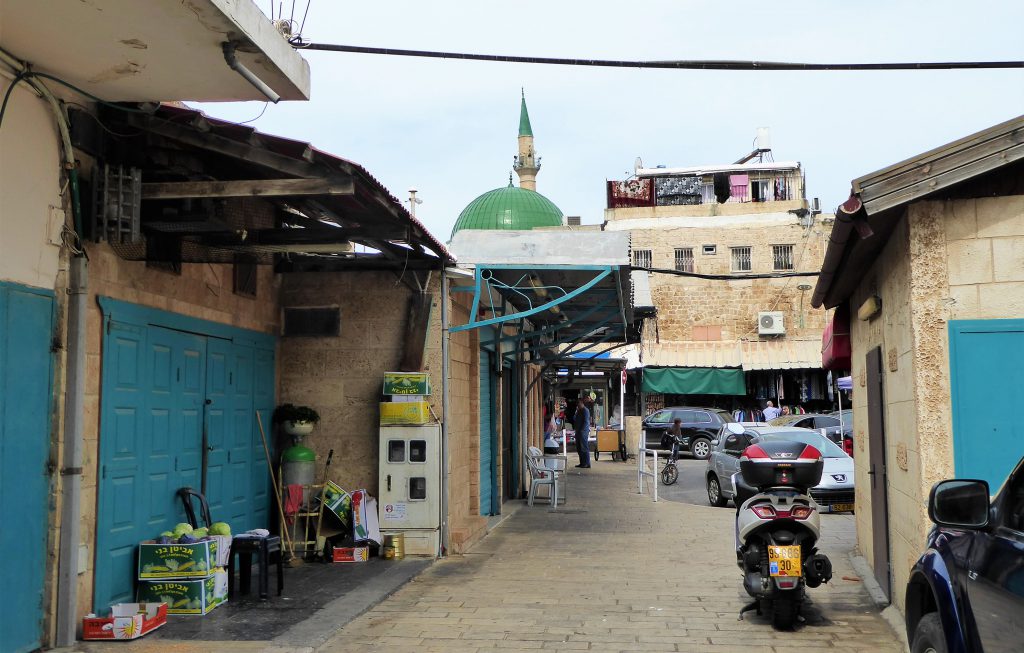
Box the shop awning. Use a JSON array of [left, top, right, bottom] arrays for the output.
[[642, 367, 746, 395], [623, 339, 822, 371]]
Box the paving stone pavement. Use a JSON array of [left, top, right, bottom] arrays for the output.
[[317, 460, 907, 653]]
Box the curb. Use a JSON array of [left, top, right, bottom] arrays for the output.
[[848, 552, 911, 653]]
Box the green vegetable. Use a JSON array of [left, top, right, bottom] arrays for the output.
[[192, 528, 208, 538], [172, 523, 194, 537], [208, 522, 231, 536]]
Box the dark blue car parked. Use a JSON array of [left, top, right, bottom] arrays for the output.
[[905, 455, 1024, 653]]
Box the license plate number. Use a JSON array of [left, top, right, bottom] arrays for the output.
[[768, 545, 802, 577], [830, 503, 855, 513]]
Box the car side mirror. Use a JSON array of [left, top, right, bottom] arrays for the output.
[[929, 479, 990, 529], [711, 440, 719, 446], [725, 423, 745, 436]]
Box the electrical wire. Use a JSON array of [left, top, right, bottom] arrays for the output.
[[646, 267, 818, 280], [298, 43, 1024, 71], [65, 102, 141, 137], [0, 72, 26, 130], [237, 102, 269, 124]]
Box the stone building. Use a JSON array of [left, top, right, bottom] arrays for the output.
[[604, 141, 834, 421], [812, 114, 1024, 613]]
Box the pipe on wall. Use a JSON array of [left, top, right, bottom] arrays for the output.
[[222, 42, 281, 104]]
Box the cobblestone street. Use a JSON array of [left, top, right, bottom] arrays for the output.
[[319, 459, 906, 653]]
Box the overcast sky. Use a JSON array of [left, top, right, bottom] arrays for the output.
[[196, 0, 1024, 241]]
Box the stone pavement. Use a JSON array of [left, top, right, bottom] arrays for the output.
[[318, 460, 907, 653]]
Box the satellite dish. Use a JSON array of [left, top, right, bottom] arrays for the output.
[[634, 157, 643, 171]]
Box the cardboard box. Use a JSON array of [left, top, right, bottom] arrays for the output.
[[322, 481, 352, 528], [380, 401, 430, 425], [137, 570, 228, 615], [82, 603, 168, 640], [383, 372, 430, 396], [332, 546, 369, 563], [138, 539, 218, 579]]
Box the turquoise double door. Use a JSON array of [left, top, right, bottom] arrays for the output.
[[0, 283, 54, 653], [95, 299, 275, 611]]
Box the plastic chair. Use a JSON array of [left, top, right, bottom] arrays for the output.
[[177, 487, 212, 529], [228, 535, 283, 600], [526, 447, 566, 509]]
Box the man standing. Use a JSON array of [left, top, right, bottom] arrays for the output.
[[573, 396, 591, 468], [763, 400, 781, 421]]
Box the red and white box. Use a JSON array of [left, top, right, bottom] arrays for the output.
[[82, 602, 168, 640], [332, 546, 369, 563]]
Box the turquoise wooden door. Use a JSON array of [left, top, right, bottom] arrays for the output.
[[949, 320, 1024, 488], [95, 300, 276, 611], [0, 283, 54, 653], [479, 351, 497, 515]]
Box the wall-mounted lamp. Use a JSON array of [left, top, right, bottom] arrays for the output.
[[858, 295, 882, 321]]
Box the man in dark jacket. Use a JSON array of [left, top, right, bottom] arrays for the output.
[[573, 397, 591, 468]]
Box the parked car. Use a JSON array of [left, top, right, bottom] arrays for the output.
[[705, 426, 855, 512], [905, 454, 1024, 653], [828, 409, 855, 457], [642, 407, 734, 460]]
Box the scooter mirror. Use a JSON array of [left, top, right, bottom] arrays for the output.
[[726, 422, 745, 435]]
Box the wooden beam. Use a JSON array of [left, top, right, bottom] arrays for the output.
[[142, 177, 354, 200]]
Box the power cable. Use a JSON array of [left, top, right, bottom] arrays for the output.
[[0, 71, 26, 130], [646, 267, 817, 281], [298, 43, 1024, 71]]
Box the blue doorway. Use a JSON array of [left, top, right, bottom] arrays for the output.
[[479, 350, 498, 515], [949, 319, 1024, 488], [94, 299, 275, 611], [0, 283, 54, 653]]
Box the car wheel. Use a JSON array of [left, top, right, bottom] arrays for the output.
[[707, 475, 727, 507], [911, 613, 948, 653], [690, 437, 712, 460]]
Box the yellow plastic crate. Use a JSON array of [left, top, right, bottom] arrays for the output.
[[380, 401, 430, 425]]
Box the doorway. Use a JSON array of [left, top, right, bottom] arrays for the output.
[[866, 346, 891, 600]]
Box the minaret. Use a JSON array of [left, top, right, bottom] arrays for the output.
[[513, 90, 540, 191]]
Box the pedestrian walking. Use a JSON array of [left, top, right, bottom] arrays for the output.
[[573, 396, 591, 468]]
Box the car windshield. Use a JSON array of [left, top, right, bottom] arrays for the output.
[[758, 430, 848, 458]]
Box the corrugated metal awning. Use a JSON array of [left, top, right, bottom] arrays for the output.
[[623, 339, 821, 371]]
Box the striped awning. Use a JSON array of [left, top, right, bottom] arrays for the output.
[[624, 339, 822, 371]]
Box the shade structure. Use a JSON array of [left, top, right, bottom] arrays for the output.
[[642, 367, 746, 395]]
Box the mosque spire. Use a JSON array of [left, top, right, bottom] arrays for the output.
[[513, 89, 540, 190]]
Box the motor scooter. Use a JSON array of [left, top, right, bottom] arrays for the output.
[[725, 425, 833, 629]]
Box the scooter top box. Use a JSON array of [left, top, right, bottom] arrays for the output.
[[739, 440, 823, 489]]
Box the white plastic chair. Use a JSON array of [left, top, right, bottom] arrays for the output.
[[526, 446, 566, 508]]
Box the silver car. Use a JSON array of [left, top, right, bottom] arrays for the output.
[[705, 425, 855, 513]]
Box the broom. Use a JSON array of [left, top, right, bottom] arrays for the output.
[[256, 411, 303, 567]]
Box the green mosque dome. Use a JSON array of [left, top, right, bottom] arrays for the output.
[[451, 182, 564, 236]]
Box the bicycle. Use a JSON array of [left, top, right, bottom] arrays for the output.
[[660, 436, 684, 485]]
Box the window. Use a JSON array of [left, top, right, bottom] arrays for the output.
[[730, 246, 752, 272], [773, 244, 794, 271], [702, 245, 717, 256], [693, 411, 712, 423], [233, 254, 257, 297], [674, 247, 694, 273], [632, 249, 652, 269]]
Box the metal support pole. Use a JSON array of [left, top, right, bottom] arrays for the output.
[[440, 268, 451, 557]]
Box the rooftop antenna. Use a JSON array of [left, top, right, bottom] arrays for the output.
[[407, 188, 423, 218]]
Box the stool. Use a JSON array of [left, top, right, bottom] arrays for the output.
[[228, 535, 283, 600]]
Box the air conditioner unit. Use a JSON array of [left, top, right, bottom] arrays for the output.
[[758, 311, 785, 336]]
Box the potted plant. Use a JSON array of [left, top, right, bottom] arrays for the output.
[[273, 403, 320, 438]]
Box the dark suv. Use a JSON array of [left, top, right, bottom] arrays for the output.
[[904, 454, 1024, 653], [641, 407, 733, 460]]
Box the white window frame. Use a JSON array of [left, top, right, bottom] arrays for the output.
[[702, 244, 717, 256], [674, 247, 694, 273], [730, 246, 752, 273], [633, 249, 652, 269], [773, 244, 795, 271]]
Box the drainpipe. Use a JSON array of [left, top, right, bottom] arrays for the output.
[[0, 47, 89, 647], [440, 267, 451, 557], [221, 42, 281, 104]]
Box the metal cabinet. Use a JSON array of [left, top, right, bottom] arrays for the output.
[[378, 424, 441, 556]]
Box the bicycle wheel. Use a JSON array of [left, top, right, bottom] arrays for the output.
[[661, 462, 679, 485]]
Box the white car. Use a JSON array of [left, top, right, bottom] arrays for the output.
[[705, 426, 855, 513]]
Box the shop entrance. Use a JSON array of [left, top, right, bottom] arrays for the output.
[[94, 300, 275, 611]]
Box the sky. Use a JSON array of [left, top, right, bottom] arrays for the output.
[[196, 1, 1024, 242]]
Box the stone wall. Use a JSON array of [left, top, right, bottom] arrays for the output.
[[625, 216, 830, 341]]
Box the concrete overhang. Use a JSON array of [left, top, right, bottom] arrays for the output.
[[0, 0, 310, 101]]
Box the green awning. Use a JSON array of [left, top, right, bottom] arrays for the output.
[[642, 367, 745, 395]]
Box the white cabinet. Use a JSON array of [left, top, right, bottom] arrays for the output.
[[378, 424, 441, 556]]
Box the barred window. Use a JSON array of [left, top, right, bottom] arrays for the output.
[[632, 249, 652, 269], [773, 244, 794, 271], [674, 247, 694, 273], [730, 246, 752, 272]]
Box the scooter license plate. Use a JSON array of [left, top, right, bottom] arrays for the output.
[[768, 545, 802, 577]]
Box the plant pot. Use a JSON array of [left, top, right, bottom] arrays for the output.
[[283, 420, 315, 437]]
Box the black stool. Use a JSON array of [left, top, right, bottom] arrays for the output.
[[228, 535, 283, 600]]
